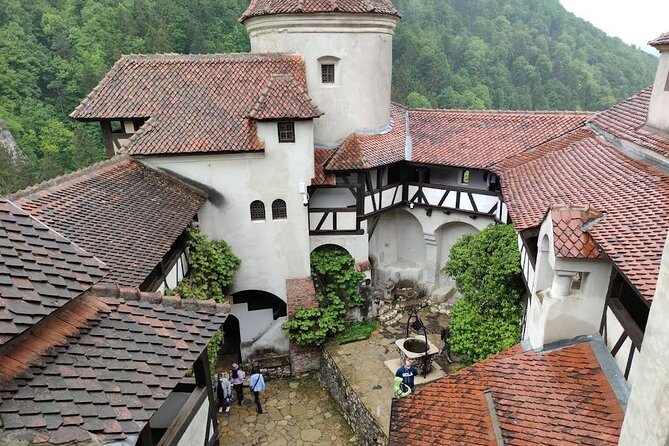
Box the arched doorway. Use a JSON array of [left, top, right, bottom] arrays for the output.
[[221, 314, 241, 363], [435, 221, 479, 287], [369, 208, 426, 266], [229, 290, 289, 362]]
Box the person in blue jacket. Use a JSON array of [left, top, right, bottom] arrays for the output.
[[249, 366, 266, 414], [395, 359, 418, 393]]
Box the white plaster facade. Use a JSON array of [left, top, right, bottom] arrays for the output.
[[619, 233, 669, 446], [646, 44, 669, 134], [524, 214, 612, 350], [141, 121, 315, 360], [245, 14, 398, 146]]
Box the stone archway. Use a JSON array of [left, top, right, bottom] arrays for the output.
[[369, 208, 426, 267], [435, 221, 479, 288], [229, 290, 289, 361]]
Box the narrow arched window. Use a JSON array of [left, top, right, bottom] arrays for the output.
[[272, 199, 287, 220], [250, 200, 266, 221]]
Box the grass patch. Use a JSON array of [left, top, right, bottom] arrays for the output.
[[336, 321, 378, 344]]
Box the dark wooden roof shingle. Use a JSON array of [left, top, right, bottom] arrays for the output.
[[10, 156, 206, 288], [240, 0, 400, 22]]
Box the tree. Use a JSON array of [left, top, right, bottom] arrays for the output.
[[443, 223, 524, 364]]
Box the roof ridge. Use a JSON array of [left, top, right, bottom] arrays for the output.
[[410, 107, 594, 116], [9, 155, 130, 200], [87, 284, 230, 316], [116, 52, 305, 61]]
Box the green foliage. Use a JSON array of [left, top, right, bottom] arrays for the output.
[[171, 226, 240, 303], [310, 246, 365, 308], [406, 91, 431, 108], [335, 320, 378, 345], [207, 330, 222, 376], [443, 224, 524, 364], [392, 0, 656, 111], [283, 246, 365, 346]]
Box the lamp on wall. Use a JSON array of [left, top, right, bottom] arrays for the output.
[[299, 182, 309, 207]]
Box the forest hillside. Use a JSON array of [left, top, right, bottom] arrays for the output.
[[0, 0, 658, 193]]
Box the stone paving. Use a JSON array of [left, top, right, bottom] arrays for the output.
[[217, 375, 355, 446], [325, 310, 459, 435]]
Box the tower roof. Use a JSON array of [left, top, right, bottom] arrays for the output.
[[240, 0, 400, 22]]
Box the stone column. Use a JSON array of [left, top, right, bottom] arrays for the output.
[[618, 232, 669, 445]]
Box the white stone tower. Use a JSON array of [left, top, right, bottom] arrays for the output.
[[241, 0, 400, 147]]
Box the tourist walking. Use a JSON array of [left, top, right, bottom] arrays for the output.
[[395, 359, 418, 393], [230, 363, 245, 406], [249, 366, 266, 414], [216, 372, 233, 413]]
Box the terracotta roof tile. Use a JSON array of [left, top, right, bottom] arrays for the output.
[[649, 31, 669, 47], [248, 74, 323, 120], [389, 342, 624, 446], [240, 0, 400, 22], [409, 109, 590, 169], [71, 53, 316, 156], [10, 156, 205, 288], [499, 130, 669, 300], [590, 86, 669, 158], [326, 103, 407, 171], [550, 205, 604, 259], [0, 197, 108, 345], [0, 284, 228, 445], [312, 148, 336, 186]]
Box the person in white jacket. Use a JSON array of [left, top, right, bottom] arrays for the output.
[[216, 372, 233, 413]]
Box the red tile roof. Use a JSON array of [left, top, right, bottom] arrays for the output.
[[248, 74, 322, 120], [649, 32, 669, 47], [590, 86, 669, 159], [409, 109, 590, 169], [499, 129, 669, 300], [0, 197, 108, 345], [326, 103, 407, 171], [71, 53, 317, 156], [240, 0, 400, 22], [390, 342, 624, 446], [10, 156, 205, 288], [313, 148, 336, 185], [550, 205, 604, 259], [0, 284, 228, 445]]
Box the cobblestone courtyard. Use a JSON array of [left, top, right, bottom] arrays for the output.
[[217, 375, 355, 446]]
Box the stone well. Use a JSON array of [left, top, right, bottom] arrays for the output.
[[395, 336, 439, 375]]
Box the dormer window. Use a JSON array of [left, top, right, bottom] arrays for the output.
[[278, 121, 295, 143], [461, 170, 471, 184], [110, 120, 124, 134], [321, 64, 335, 84]]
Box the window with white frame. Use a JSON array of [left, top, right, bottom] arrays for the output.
[[250, 200, 266, 221], [277, 122, 295, 143], [272, 199, 287, 219]]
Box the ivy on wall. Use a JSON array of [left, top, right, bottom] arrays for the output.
[[283, 246, 365, 346], [443, 223, 524, 364], [170, 226, 240, 303]]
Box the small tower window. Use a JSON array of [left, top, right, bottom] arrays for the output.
[[250, 200, 266, 221], [278, 122, 295, 143], [321, 64, 335, 83], [272, 199, 287, 220], [570, 272, 586, 292], [461, 170, 471, 184]]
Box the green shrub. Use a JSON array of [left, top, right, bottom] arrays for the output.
[[170, 226, 240, 303], [335, 320, 378, 344], [443, 224, 524, 364], [283, 246, 364, 346]]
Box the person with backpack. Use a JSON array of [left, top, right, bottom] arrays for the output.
[[393, 376, 411, 399], [216, 372, 233, 413], [395, 359, 418, 393], [230, 363, 245, 406], [248, 366, 266, 414]]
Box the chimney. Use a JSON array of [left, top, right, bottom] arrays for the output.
[[618, 231, 669, 445], [645, 32, 669, 136]]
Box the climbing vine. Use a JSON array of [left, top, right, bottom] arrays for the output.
[[283, 246, 364, 346], [170, 226, 241, 303], [443, 224, 524, 364]]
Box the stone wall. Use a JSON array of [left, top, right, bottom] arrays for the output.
[[320, 347, 388, 446]]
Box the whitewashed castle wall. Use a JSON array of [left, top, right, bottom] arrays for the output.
[[143, 121, 314, 299], [245, 14, 398, 146]]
